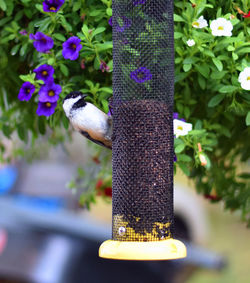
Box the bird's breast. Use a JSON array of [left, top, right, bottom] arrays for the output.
[[71, 104, 108, 141]]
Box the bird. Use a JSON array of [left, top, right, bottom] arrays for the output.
[[63, 91, 112, 149]]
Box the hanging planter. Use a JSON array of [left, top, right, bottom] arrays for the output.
[[99, 0, 186, 260]]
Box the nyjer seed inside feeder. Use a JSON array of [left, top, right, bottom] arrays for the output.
[[99, 0, 186, 260]]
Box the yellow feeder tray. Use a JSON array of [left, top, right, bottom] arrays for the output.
[[99, 238, 186, 261]]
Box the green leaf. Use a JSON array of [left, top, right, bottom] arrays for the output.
[[188, 130, 206, 136], [8, 34, 16, 40], [101, 100, 109, 113], [211, 71, 227, 80], [238, 173, 250, 179], [203, 50, 215, 58], [47, 58, 55, 65], [106, 8, 112, 16], [198, 74, 206, 90], [184, 106, 190, 118], [227, 45, 235, 51], [208, 94, 225, 107], [195, 63, 210, 78], [53, 33, 66, 41], [19, 73, 36, 83], [62, 114, 69, 129], [236, 47, 250, 55], [194, 120, 202, 130], [212, 58, 223, 71], [193, 31, 213, 42], [20, 43, 28, 56], [34, 17, 51, 32], [0, 0, 7, 11], [2, 125, 12, 138], [99, 87, 113, 94], [183, 64, 191, 72], [246, 112, 250, 126], [82, 24, 89, 37], [177, 154, 192, 162], [175, 143, 186, 153], [85, 80, 94, 88], [216, 8, 222, 18], [183, 57, 199, 65], [178, 162, 190, 176], [219, 85, 238, 93], [220, 127, 231, 138], [174, 14, 185, 22], [174, 32, 183, 39], [175, 72, 188, 83], [60, 17, 72, 32], [17, 124, 28, 143], [59, 64, 69, 76], [174, 138, 184, 146], [35, 4, 43, 12], [89, 10, 103, 17], [94, 56, 100, 70], [232, 52, 238, 60], [92, 27, 106, 38], [73, 1, 81, 12], [0, 16, 11, 26], [96, 41, 113, 52], [11, 44, 20, 56]]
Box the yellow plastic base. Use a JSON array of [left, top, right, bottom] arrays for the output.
[[99, 239, 187, 260]]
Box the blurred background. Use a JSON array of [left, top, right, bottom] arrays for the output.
[[0, 134, 249, 283]]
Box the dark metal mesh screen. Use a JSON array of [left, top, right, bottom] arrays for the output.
[[112, 0, 174, 241]]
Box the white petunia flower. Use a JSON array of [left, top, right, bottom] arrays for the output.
[[238, 67, 250, 91], [192, 16, 208, 29], [186, 39, 195, 46], [174, 119, 193, 138], [210, 18, 233, 37]]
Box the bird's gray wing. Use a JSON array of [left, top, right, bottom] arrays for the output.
[[105, 117, 113, 140], [80, 130, 112, 150]]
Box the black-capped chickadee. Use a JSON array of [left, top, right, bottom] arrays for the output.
[[63, 91, 112, 150]]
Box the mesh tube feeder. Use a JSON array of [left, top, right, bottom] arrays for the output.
[[99, 0, 186, 260]]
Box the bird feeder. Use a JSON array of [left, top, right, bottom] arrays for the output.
[[99, 0, 186, 260]]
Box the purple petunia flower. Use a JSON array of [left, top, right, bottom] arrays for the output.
[[130, 67, 152, 83], [18, 82, 35, 101], [34, 64, 54, 83], [174, 154, 177, 162], [108, 17, 112, 26], [62, 36, 82, 60], [133, 0, 146, 6], [36, 101, 57, 116], [116, 16, 132, 32], [30, 32, 54, 53], [108, 97, 113, 116], [173, 112, 186, 122], [43, 0, 65, 12], [19, 30, 27, 35], [38, 80, 62, 103], [173, 112, 179, 119]]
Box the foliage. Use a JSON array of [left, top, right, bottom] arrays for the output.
[[0, 0, 249, 225], [174, 0, 250, 226], [0, 0, 112, 151]]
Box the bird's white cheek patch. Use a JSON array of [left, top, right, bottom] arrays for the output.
[[63, 97, 81, 117]]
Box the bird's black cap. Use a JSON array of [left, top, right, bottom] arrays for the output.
[[64, 91, 87, 102]]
